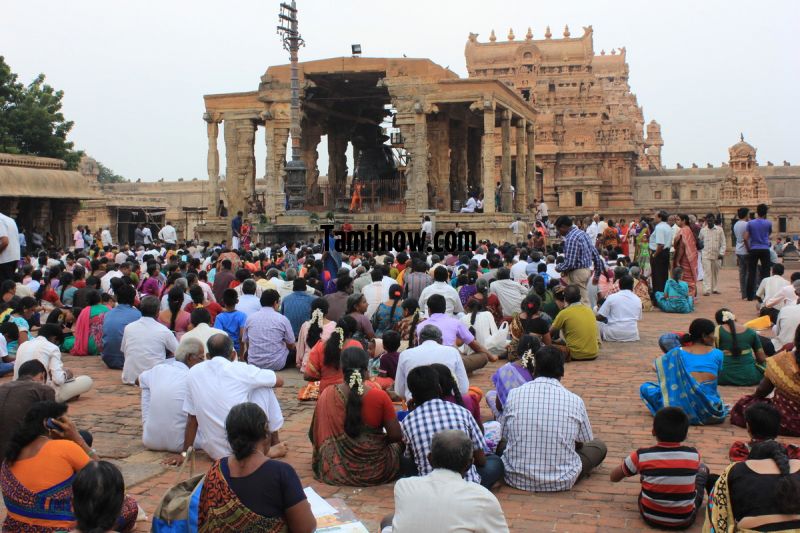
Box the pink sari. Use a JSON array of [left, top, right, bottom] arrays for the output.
[[675, 226, 698, 296], [71, 304, 108, 356]]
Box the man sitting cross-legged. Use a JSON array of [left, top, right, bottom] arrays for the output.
[[498, 346, 606, 491], [381, 430, 509, 533], [596, 275, 642, 342], [139, 338, 207, 453], [549, 285, 600, 361], [400, 365, 503, 490], [166, 333, 285, 465], [416, 294, 493, 373], [394, 325, 469, 402]]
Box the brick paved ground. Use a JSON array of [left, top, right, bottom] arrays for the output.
[[2, 267, 798, 532]]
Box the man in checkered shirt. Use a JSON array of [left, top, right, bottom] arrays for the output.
[[400, 365, 504, 489], [555, 215, 604, 306], [499, 346, 607, 491]]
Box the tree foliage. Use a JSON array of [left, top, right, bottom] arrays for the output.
[[96, 160, 127, 183], [0, 56, 81, 168]]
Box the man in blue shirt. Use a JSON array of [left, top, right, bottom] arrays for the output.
[[744, 203, 773, 300], [102, 284, 142, 369], [231, 211, 243, 250], [651, 210, 672, 293], [280, 278, 316, 337], [555, 215, 604, 306]]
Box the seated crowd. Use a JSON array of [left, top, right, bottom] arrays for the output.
[[0, 208, 799, 532]]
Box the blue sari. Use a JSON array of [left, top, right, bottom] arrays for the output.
[[654, 278, 694, 313], [640, 347, 728, 425]]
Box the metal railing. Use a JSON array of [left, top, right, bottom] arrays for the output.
[[308, 177, 406, 213]]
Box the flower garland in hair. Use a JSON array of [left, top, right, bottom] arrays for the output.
[[311, 308, 324, 328], [521, 349, 535, 368], [721, 310, 736, 323], [348, 369, 364, 395], [334, 327, 345, 349]]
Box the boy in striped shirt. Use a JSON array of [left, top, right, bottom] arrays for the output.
[[610, 407, 709, 529]]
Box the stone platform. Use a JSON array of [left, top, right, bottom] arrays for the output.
[[2, 267, 798, 532]]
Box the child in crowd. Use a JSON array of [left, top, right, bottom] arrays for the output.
[[610, 407, 708, 529], [378, 330, 401, 382], [0, 322, 20, 377], [729, 403, 800, 462], [213, 289, 247, 355]]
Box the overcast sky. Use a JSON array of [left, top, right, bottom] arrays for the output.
[[3, 0, 798, 181]]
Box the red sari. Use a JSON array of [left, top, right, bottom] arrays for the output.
[[619, 224, 631, 257], [673, 225, 698, 296]]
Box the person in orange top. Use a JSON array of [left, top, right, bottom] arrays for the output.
[[303, 316, 361, 394], [0, 401, 138, 532]]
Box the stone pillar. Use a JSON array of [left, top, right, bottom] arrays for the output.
[[481, 103, 496, 213], [500, 110, 513, 212], [515, 118, 527, 213], [407, 109, 429, 212], [265, 120, 290, 216], [326, 124, 349, 211], [526, 124, 536, 205], [204, 114, 221, 217], [301, 119, 323, 205], [224, 118, 256, 220]]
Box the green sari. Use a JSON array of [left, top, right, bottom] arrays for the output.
[[715, 326, 765, 386], [65, 303, 107, 355]]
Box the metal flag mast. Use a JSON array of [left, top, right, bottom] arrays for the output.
[[277, 0, 307, 212]]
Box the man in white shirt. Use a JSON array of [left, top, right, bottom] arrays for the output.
[[121, 296, 179, 385], [537, 199, 549, 223], [421, 215, 432, 237], [500, 346, 606, 492], [510, 251, 530, 283], [139, 338, 206, 452], [13, 324, 93, 403], [100, 262, 130, 294], [460, 194, 478, 213], [175, 333, 285, 462], [142, 225, 154, 245], [509, 217, 528, 243], [100, 226, 114, 248], [419, 266, 464, 317], [158, 221, 178, 246], [596, 276, 642, 342], [766, 284, 800, 355], [0, 212, 21, 283], [386, 430, 509, 533], [235, 279, 262, 317], [394, 325, 469, 401], [362, 269, 385, 319], [545, 255, 562, 280], [73, 225, 85, 251], [765, 275, 800, 312], [757, 264, 790, 309], [586, 215, 600, 246], [698, 213, 727, 295], [488, 268, 528, 317], [179, 309, 227, 355]]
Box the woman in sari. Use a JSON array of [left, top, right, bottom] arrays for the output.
[[619, 219, 631, 257], [635, 220, 652, 277], [655, 267, 694, 313], [57, 272, 77, 308], [394, 298, 420, 348], [714, 308, 767, 386], [157, 286, 191, 340], [199, 402, 316, 533], [372, 284, 404, 336], [731, 324, 800, 436], [240, 219, 252, 251], [629, 266, 653, 312], [68, 291, 108, 355], [296, 298, 336, 372], [468, 277, 503, 327], [508, 294, 552, 358], [486, 335, 542, 421], [460, 297, 498, 356], [304, 316, 362, 393], [529, 274, 559, 318], [640, 318, 728, 425], [310, 347, 401, 486], [673, 214, 699, 297], [601, 220, 619, 251], [458, 270, 479, 308], [3, 296, 37, 356], [704, 440, 800, 532], [1, 401, 138, 533]]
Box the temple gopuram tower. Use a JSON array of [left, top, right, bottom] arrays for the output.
[[465, 25, 655, 213], [719, 135, 769, 217]]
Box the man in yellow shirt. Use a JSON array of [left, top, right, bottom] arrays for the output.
[[550, 285, 600, 361]]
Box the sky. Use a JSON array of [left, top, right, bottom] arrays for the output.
[[2, 0, 798, 182]]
